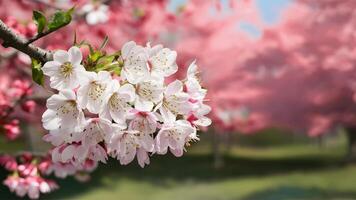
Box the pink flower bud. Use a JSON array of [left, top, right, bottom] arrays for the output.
[[21, 100, 36, 113], [3, 119, 20, 140], [0, 155, 18, 171]]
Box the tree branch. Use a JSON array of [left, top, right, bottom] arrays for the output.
[[0, 20, 52, 63]]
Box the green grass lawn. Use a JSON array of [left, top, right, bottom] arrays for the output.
[[1, 133, 356, 200]]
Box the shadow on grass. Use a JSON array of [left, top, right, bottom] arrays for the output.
[[241, 186, 356, 200], [0, 153, 346, 200]]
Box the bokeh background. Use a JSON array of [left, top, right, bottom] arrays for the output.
[[1, 0, 356, 199]]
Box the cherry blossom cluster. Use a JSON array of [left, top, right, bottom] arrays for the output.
[[0, 152, 97, 199], [0, 78, 35, 140], [41, 41, 211, 168], [3, 16, 37, 38], [0, 153, 57, 199]]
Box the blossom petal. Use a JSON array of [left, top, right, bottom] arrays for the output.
[[68, 46, 83, 65], [54, 50, 69, 63]]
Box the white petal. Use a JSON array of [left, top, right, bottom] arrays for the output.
[[82, 4, 94, 13], [60, 89, 76, 100], [42, 61, 61, 76], [159, 107, 176, 125], [118, 84, 136, 102], [109, 110, 127, 129], [46, 93, 66, 109], [42, 110, 60, 130], [155, 130, 169, 154], [187, 60, 197, 79], [97, 70, 111, 81], [137, 148, 150, 168], [121, 41, 136, 59], [86, 12, 99, 25], [77, 84, 89, 109], [54, 50, 69, 63], [170, 148, 184, 157], [165, 80, 183, 96], [61, 145, 75, 162], [194, 117, 212, 127], [135, 98, 153, 112], [68, 46, 83, 65]]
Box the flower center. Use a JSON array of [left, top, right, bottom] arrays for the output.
[[60, 62, 73, 78], [57, 100, 77, 116], [163, 97, 179, 115], [88, 82, 106, 101], [136, 83, 156, 101], [167, 128, 182, 141]]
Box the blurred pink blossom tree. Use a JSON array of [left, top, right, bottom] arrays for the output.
[[172, 0, 356, 158]]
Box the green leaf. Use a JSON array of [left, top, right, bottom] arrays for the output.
[[94, 53, 123, 75], [33, 10, 47, 33], [48, 7, 74, 31], [89, 51, 105, 63], [31, 58, 44, 85]]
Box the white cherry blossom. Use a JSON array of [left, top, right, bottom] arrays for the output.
[[41, 42, 211, 170], [134, 77, 164, 111], [42, 89, 84, 132], [107, 129, 140, 165], [100, 80, 135, 128], [155, 112, 195, 157], [77, 71, 112, 114], [188, 103, 212, 127], [159, 80, 191, 117], [146, 43, 178, 77], [184, 61, 207, 101], [42, 46, 87, 90], [121, 41, 150, 84]]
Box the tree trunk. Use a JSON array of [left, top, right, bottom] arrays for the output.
[[346, 127, 356, 162], [212, 131, 224, 169], [223, 131, 233, 155]]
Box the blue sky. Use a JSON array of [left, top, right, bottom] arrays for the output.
[[168, 0, 292, 24]]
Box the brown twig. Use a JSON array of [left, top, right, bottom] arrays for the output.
[[0, 20, 53, 63]]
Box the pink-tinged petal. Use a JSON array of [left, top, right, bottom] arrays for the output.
[[51, 147, 61, 163], [54, 50, 69, 63], [155, 130, 169, 154], [187, 60, 197, 79], [109, 110, 127, 128], [39, 182, 50, 193], [165, 80, 183, 96], [195, 117, 212, 127], [61, 145, 75, 162], [140, 135, 155, 152], [159, 107, 176, 125], [76, 145, 89, 163], [68, 46, 82, 65], [197, 104, 212, 116], [119, 140, 136, 165], [28, 184, 40, 199], [99, 106, 112, 121], [170, 148, 184, 157], [137, 148, 150, 168]]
